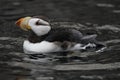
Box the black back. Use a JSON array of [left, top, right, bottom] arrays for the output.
[[28, 28, 83, 43], [45, 28, 83, 42]]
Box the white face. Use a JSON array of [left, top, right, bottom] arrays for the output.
[[28, 18, 51, 36]]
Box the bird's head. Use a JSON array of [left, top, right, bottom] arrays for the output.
[[15, 16, 51, 36]]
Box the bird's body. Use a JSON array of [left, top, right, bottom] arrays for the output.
[[24, 28, 84, 54], [16, 16, 105, 54]]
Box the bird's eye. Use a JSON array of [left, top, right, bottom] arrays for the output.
[[35, 20, 47, 26], [35, 20, 42, 25]]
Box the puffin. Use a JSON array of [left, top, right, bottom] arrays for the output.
[[15, 16, 105, 54]]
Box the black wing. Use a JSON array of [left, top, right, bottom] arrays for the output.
[[81, 34, 106, 50], [45, 28, 83, 42]]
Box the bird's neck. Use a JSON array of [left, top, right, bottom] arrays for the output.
[[28, 31, 49, 43]]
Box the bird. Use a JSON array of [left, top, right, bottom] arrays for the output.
[[15, 16, 105, 54]]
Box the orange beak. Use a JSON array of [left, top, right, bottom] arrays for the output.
[[15, 17, 32, 31]]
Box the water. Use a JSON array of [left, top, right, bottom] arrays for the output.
[[0, 0, 120, 80], [0, 22, 120, 80]]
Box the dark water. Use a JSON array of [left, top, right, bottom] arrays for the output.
[[0, 0, 120, 80]]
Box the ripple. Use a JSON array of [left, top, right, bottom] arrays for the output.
[[96, 25, 120, 32], [53, 62, 120, 70], [96, 3, 115, 8], [113, 10, 120, 13], [12, 2, 21, 6], [1, 9, 24, 16], [0, 6, 24, 20]]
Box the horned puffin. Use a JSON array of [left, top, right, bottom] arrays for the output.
[[15, 16, 105, 54]]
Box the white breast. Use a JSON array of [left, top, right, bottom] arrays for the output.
[[23, 40, 99, 54], [23, 40, 62, 54]]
